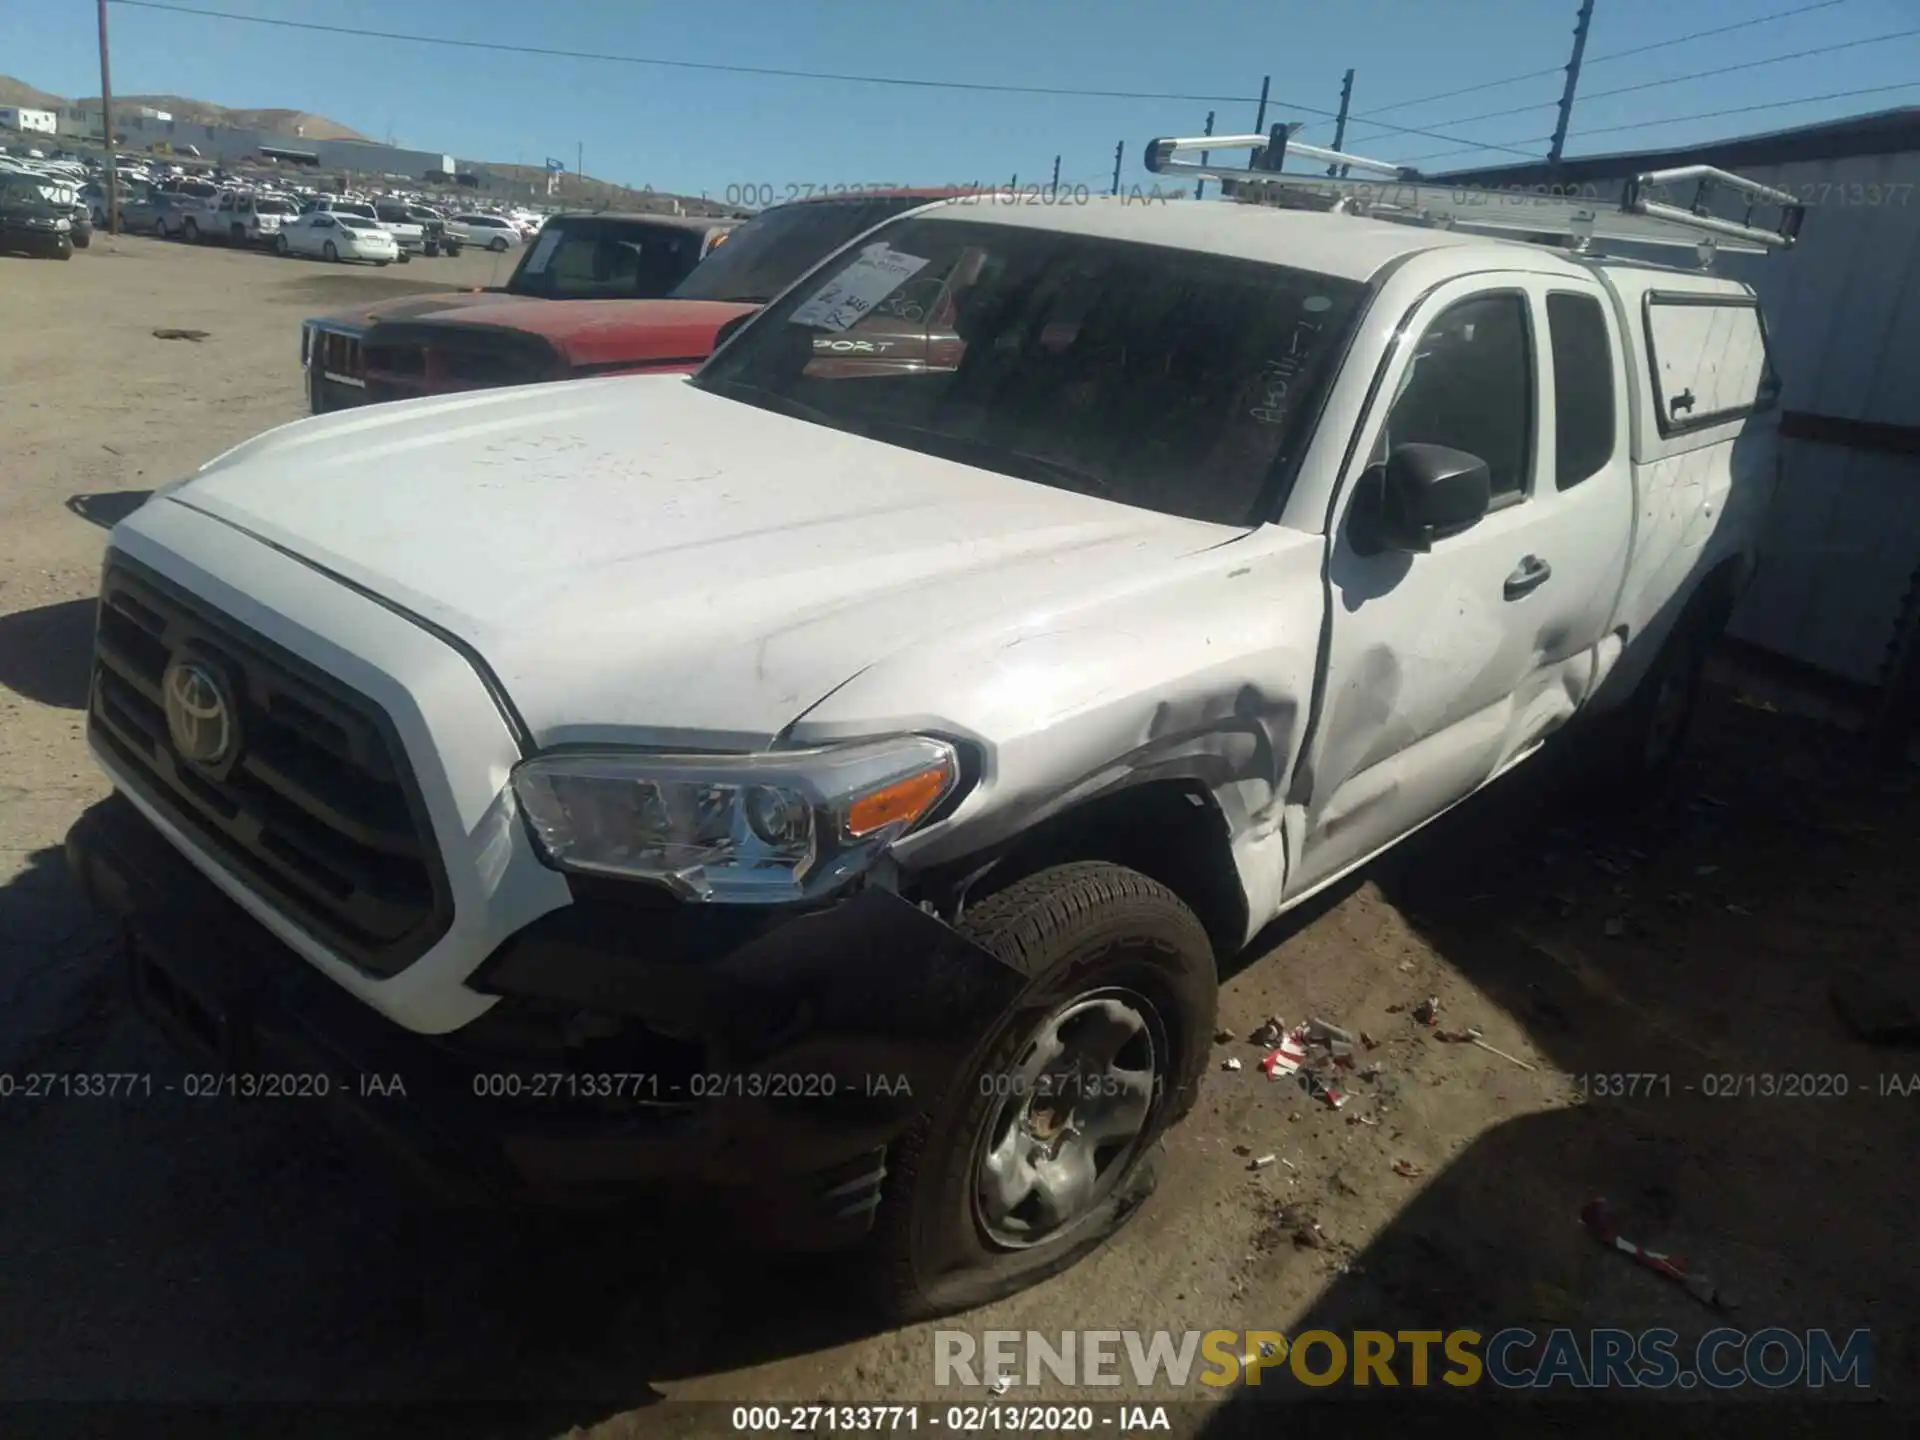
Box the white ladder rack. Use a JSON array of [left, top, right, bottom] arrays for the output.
[[1143, 125, 1805, 258]]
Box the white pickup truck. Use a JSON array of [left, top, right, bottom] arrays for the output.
[[64, 134, 1799, 1321]]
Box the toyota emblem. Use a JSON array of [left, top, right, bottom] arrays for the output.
[[162, 657, 237, 766]]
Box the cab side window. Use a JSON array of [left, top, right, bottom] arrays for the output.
[[1546, 291, 1616, 488], [1376, 292, 1534, 502]]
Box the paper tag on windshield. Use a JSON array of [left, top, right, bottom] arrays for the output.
[[788, 244, 932, 333], [523, 227, 563, 275]]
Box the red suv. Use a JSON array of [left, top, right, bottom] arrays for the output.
[[300, 191, 974, 413]]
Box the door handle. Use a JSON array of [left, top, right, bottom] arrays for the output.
[[1504, 555, 1552, 599]]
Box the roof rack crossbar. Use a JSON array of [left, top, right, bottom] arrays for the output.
[[1142, 129, 1807, 256]]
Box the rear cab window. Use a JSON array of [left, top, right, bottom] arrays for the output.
[[1643, 292, 1778, 437], [671, 196, 937, 306], [1546, 291, 1617, 488]]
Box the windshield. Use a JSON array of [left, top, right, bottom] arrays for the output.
[[694, 217, 1364, 527], [671, 196, 933, 305], [506, 218, 708, 300], [337, 216, 381, 231]]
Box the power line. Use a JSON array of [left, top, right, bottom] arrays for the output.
[[1327, 0, 1854, 129], [105, 0, 1545, 158], [1354, 25, 1920, 137], [1394, 79, 1920, 166]]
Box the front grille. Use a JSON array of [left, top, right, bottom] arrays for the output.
[[362, 328, 563, 403], [310, 326, 366, 387], [88, 558, 453, 977]]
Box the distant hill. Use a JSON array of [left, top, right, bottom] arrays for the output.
[[0, 75, 67, 111], [77, 94, 370, 142], [0, 75, 724, 212], [0, 75, 367, 140]]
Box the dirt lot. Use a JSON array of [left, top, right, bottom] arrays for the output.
[[2, 234, 1917, 1434]]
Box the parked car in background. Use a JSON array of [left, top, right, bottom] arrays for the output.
[[298, 192, 955, 412], [122, 190, 191, 237], [403, 206, 461, 257], [447, 212, 524, 251], [277, 211, 399, 264], [371, 201, 429, 259], [214, 190, 299, 247], [0, 173, 74, 258]]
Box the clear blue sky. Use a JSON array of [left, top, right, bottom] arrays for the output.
[[11, 0, 1919, 194]]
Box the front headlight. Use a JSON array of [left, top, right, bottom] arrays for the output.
[[511, 735, 961, 903]]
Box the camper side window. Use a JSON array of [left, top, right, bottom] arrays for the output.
[[1645, 295, 1777, 436]]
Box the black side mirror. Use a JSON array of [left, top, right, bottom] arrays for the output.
[[1352, 443, 1492, 554], [710, 311, 754, 352]]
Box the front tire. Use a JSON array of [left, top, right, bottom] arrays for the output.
[[274, 233, 289, 256], [231, 223, 247, 246], [183, 217, 200, 244], [323, 241, 339, 263], [489, 234, 508, 252], [864, 861, 1216, 1322]]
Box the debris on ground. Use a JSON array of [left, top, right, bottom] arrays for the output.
[[1307, 1018, 1354, 1045], [1413, 997, 1441, 1026], [1360, 1031, 1379, 1049], [988, 1375, 1012, 1396], [1213, 1028, 1235, 1043], [1580, 1197, 1733, 1310], [1347, 1114, 1379, 1127], [1432, 1028, 1473, 1044], [1250, 1015, 1287, 1046], [1359, 1063, 1383, 1081], [151, 328, 209, 341], [1233, 1145, 1252, 1157], [1305, 1073, 1348, 1110], [1391, 1160, 1425, 1178], [1829, 965, 1920, 1046], [1465, 1026, 1538, 1071], [1386, 1002, 1407, 1014], [1221, 1057, 1244, 1072], [1260, 1034, 1307, 1079], [1293, 1222, 1326, 1250], [1249, 1154, 1277, 1170]]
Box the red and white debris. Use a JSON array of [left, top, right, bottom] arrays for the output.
[[1580, 1197, 1731, 1310]]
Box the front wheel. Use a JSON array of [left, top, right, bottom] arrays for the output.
[[489, 234, 508, 252], [183, 217, 200, 243], [323, 241, 339, 262], [231, 224, 247, 246], [274, 233, 289, 256], [864, 861, 1216, 1322]]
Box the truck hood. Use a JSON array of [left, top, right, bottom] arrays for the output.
[[163, 377, 1236, 745], [398, 298, 759, 368], [312, 289, 541, 331]]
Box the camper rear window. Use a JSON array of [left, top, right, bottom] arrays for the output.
[[1643, 294, 1778, 437]]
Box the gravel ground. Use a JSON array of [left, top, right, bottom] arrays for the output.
[[1, 232, 1915, 1435]]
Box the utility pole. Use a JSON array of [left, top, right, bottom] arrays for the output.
[[1050, 154, 1060, 198], [1195, 110, 1215, 201], [1329, 69, 1355, 177], [96, 0, 118, 234], [1548, 0, 1597, 172], [1247, 74, 1272, 171], [1111, 140, 1124, 196]]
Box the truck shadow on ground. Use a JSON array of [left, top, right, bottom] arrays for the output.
[[1199, 686, 1920, 1428], [4, 686, 1916, 1435], [0, 597, 97, 709]]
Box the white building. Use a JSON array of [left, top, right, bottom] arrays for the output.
[[0, 106, 58, 135]]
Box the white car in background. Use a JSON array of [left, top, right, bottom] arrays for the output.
[[447, 211, 524, 251], [276, 211, 399, 264]]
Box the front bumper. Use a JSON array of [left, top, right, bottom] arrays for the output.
[[66, 793, 1024, 1246]]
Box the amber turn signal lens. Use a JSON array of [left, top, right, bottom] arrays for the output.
[[843, 762, 955, 839]]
